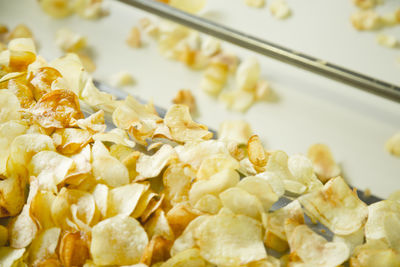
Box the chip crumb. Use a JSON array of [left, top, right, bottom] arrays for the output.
[[269, 0, 291, 19], [376, 33, 398, 48], [244, 0, 265, 8], [126, 26, 142, 48], [363, 188, 371, 199], [172, 89, 197, 114], [109, 71, 135, 87]]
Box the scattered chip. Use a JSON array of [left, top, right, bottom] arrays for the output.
[[385, 132, 400, 157], [269, 0, 291, 19]]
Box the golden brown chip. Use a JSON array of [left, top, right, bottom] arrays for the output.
[[145, 209, 175, 241], [29, 89, 84, 129], [27, 227, 61, 266], [7, 78, 36, 108], [9, 50, 36, 72], [53, 128, 92, 155], [172, 89, 197, 114], [166, 203, 198, 237], [247, 135, 267, 168], [59, 232, 90, 267], [141, 235, 172, 266]]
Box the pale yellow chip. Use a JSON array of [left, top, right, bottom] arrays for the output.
[[269, 0, 291, 19], [92, 183, 109, 218], [0, 247, 25, 267], [164, 104, 212, 143], [189, 169, 240, 205], [195, 212, 267, 266], [385, 132, 400, 157], [307, 144, 341, 183], [56, 28, 87, 52], [288, 154, 323, 192], [160, 248, 207, 267], [333, 227, 365, 255], [107, 183, 148, 217], [76, 110, 106, 133], [196, 153, 239, 181], [247, 135, 267, 168], [0, 90, 21, 123], [218, 120, 252, 145], [9, 204, 38, 248], [136, 144, 177, 180], [29, 150, 74, 191], [365, 200, 400, 250], [27, 227, 61, 265], [163, 163, 194, 205], [193, 194, 222, 215], [90, 215, 148, 265], [145, 209, 175, 241], [93, 128, 135, 148], [350, 239, 400, 267], [52, 128, 93, 155], [237, 176, 279, 212], [351, 10, 381, 31], [0, 174, 26, 218], [288, 225, 349, 267], [299, 176, 368, 235], [30, 190, 56, 230], [81, 78, 119, 113]]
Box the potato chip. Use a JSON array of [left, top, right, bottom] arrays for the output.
[[288, 225, 349, 267], [74, 0, 107, 19], [141, 235, 172, 266], [333, 227, 365, 255], [307, 144, 341, 183], [52, 128, 92, 155], [136, 144, 177, 180], [351, 10, 381, 31], [365, 200, 400, 250], [92, 141, 130, 187], [27, 227, 61, 265], [39, 0, 74, 18], [92, 183, 109, 218], [29, 89, 84, 129], [189, 169, 240, 205], [145, 209, 175, 241], [385, 132, 400, 157], [219, 187, 263, 220], [8, 37, 36, 53], [195, 212, 267, 265], [269, 0, 291, 19], [59, 231, 90, 267], [236, 57, 260, 92], [93, 128, 135, 148], [164, 104, 212, 143], [51, 188, 96, 230], [200, 60, 228, 95], [218, 120, 252, 145], [175, 140, 230, 170], [107, 183, 148, 217], [193, 194, 222, 214], [169, 0, 206, 13], [9, 48, 36, 72], [76, 110, 106, 133], [166, 203, 198, 237], [196, 153, 239, 181], [56, 28, 87, 52], [350, 240, 400, 267], [126, 27, 142, 48], [64, 144, 92, 182], [8, 78, 36, 108], [29, 67, 62, 100], [9, 204, 37, 248], [0, 174, 26, 217], [288, 154, 323, 193], [247, 135, 267, 168], [140, 194, 165, 222], [0, 90, 21, 123], [90, 215, 148, 265], [81, 78, 119, 113], [30, 190, 56, 230], [0, 247, 25, 267], [299, 176, 368, 235], [172, 89, 197, 115], [30, 151, 74, 191], [131, 190, 157, 219], [237, 176, 279, 211], [161, 248, 207, 267], [163, 163, 194, 205], [219, 88, 255, 112]]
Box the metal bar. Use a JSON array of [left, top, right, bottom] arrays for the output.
[[116, 0, 400, 103]]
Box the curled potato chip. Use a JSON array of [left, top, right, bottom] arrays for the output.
[[30, 190, 56, 229], [247, 135, 267, 168], [8, 78, 36, 108], [30, 151, 74, 191], [163, 163, 194, 206], [52, 128, 92, 155], [195, 212, 267, 266], [29, 67, 62, 100], [145, 209, 175, 241], [141, 235, 172, 266], [51, 188, 96, 230], [218, 120, 252, 145], [92, 183, 109, 218], [299, 176, 368, 235], [136, 144, 177, 180], [237, 176, 278, 211], [131, 190, 157, 218], [288, 225, 349, 267], [0, 90, 21, 123], [29, 89, 84, 129], [65, 144, 92, 182], [166, 203, 198, 237], [9, 204, 37, 248], [236, 57, 260, 92], [92, 141, 130, 187], [365, 200, 400, 250], [90, 215, 148, 265], [27, 227, 61, 265], [93, 128, 135, 148], [164, 104, 212, 143], [76, 110, 106, 133], [0, 174, 26, 217], [307, 144, 341, 183], [0, 247, 25, 267], [350, 240, 400, 267], [56, 28, 87, 52], [175, 140, 230, 170], [172, 89, 197, 114], [59, 232, 90, 267], [196, 153, 239, 181], [189, 169, 240, 205], [219, 187, 264, 220], [107, 183, 148, 217], [288, 154, 323, 192]]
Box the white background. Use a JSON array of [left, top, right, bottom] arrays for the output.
[[1, 0, 399, 198]]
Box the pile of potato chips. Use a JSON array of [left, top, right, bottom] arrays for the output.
[[0, 38, 399, 267]]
